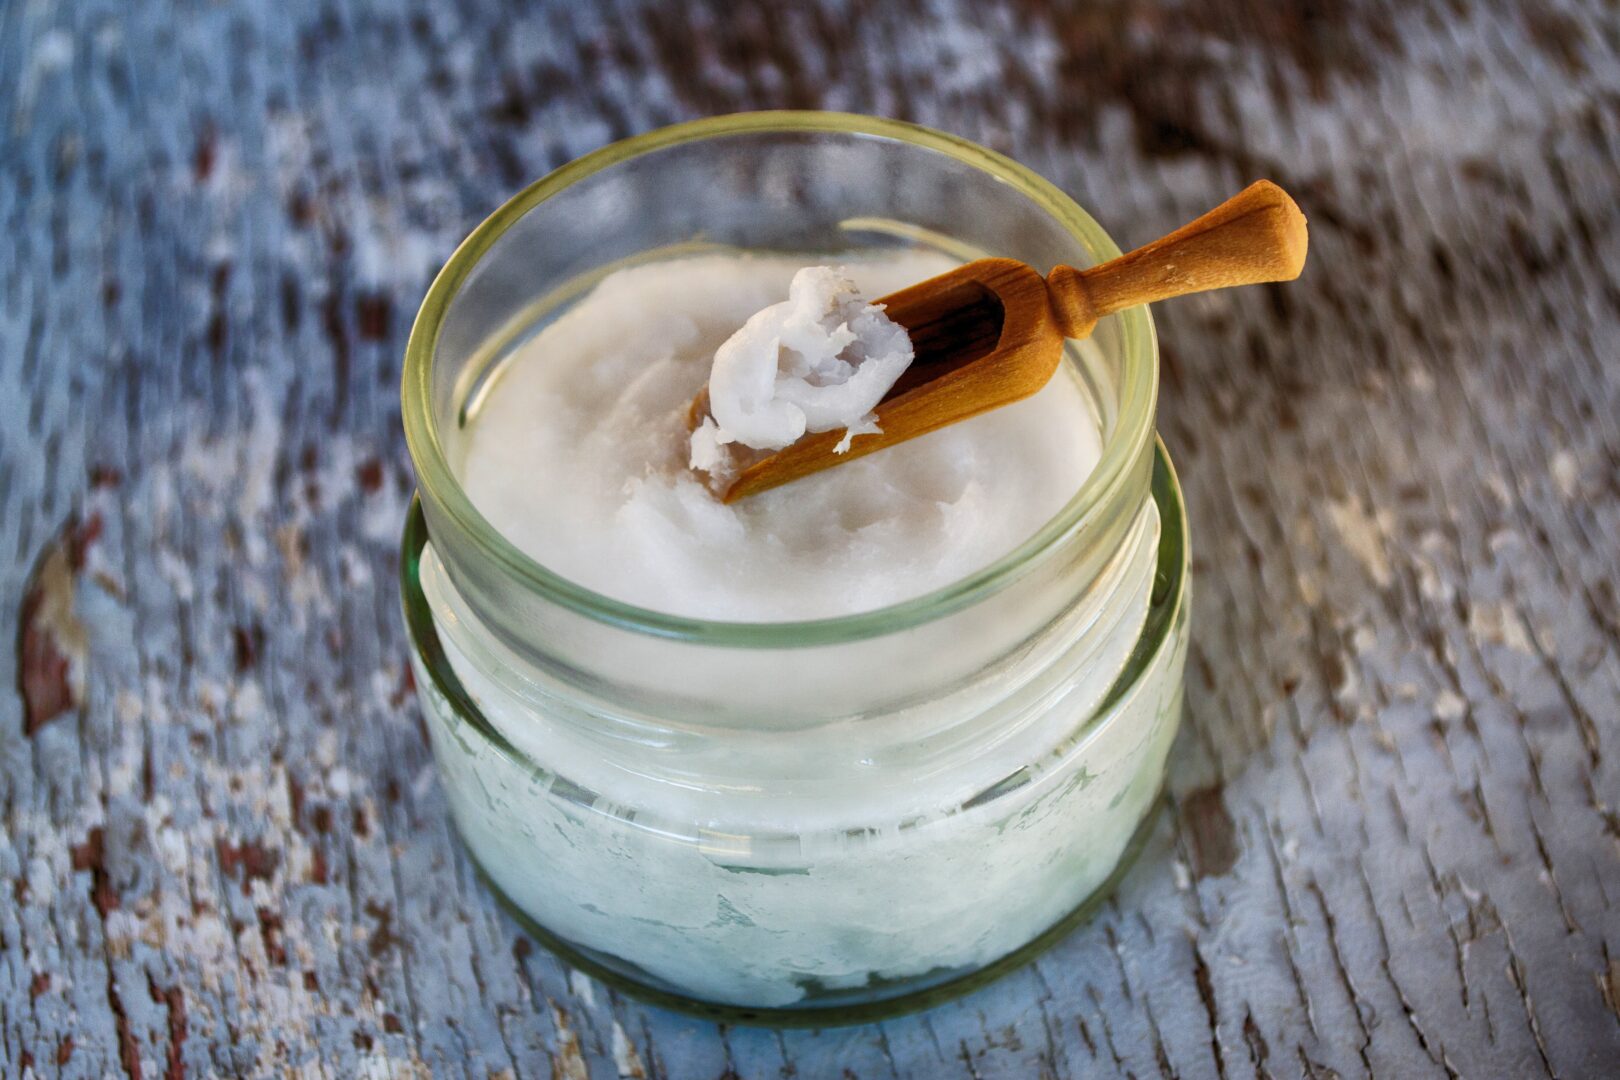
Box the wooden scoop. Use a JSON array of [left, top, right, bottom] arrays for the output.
[[696, 180, 1307, 502]]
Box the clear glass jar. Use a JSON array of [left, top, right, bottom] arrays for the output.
[[400, 112, 1190, 1024]]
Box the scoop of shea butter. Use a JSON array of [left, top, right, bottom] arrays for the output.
[[690, 266, 914, 481]]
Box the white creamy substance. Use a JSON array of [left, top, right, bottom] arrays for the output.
[[417, 251, 1186, 1009], [690, 265, 914, 476], [458, 252, 1101, 621]]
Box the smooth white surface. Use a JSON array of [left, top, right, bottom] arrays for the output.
[[457, 252, 1102, 621]]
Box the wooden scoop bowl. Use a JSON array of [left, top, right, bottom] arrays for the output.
[[696, 180, 1308, 502]]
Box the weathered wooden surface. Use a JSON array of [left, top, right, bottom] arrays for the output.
[[3, 0, 1618, 1075]]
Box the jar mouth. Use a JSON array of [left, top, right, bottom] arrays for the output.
[[402, 110, 1159, 646]]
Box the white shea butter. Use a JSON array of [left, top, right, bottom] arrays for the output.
[[690, 265, 913, 473], [458, 252, 1101, 621]]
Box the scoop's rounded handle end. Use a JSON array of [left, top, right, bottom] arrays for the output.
[[1047, 180, 1309, 337]]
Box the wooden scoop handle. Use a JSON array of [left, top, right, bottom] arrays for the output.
[[1046, 180, 1308, 338]]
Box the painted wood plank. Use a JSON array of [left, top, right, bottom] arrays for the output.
[[2, 0, 1617, 1075]]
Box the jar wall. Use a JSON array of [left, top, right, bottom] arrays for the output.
[[401, 446, 1189, 1016]]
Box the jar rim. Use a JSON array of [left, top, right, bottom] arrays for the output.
[[401, 110, 1159, 646]]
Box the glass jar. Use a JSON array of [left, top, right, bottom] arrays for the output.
[[401, 112, 1190, 1024]]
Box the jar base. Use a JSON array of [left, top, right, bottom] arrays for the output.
[[460, 787, 1167, 1028]]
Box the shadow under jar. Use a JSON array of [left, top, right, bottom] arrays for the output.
[[400, 112, 1190, 1024]]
